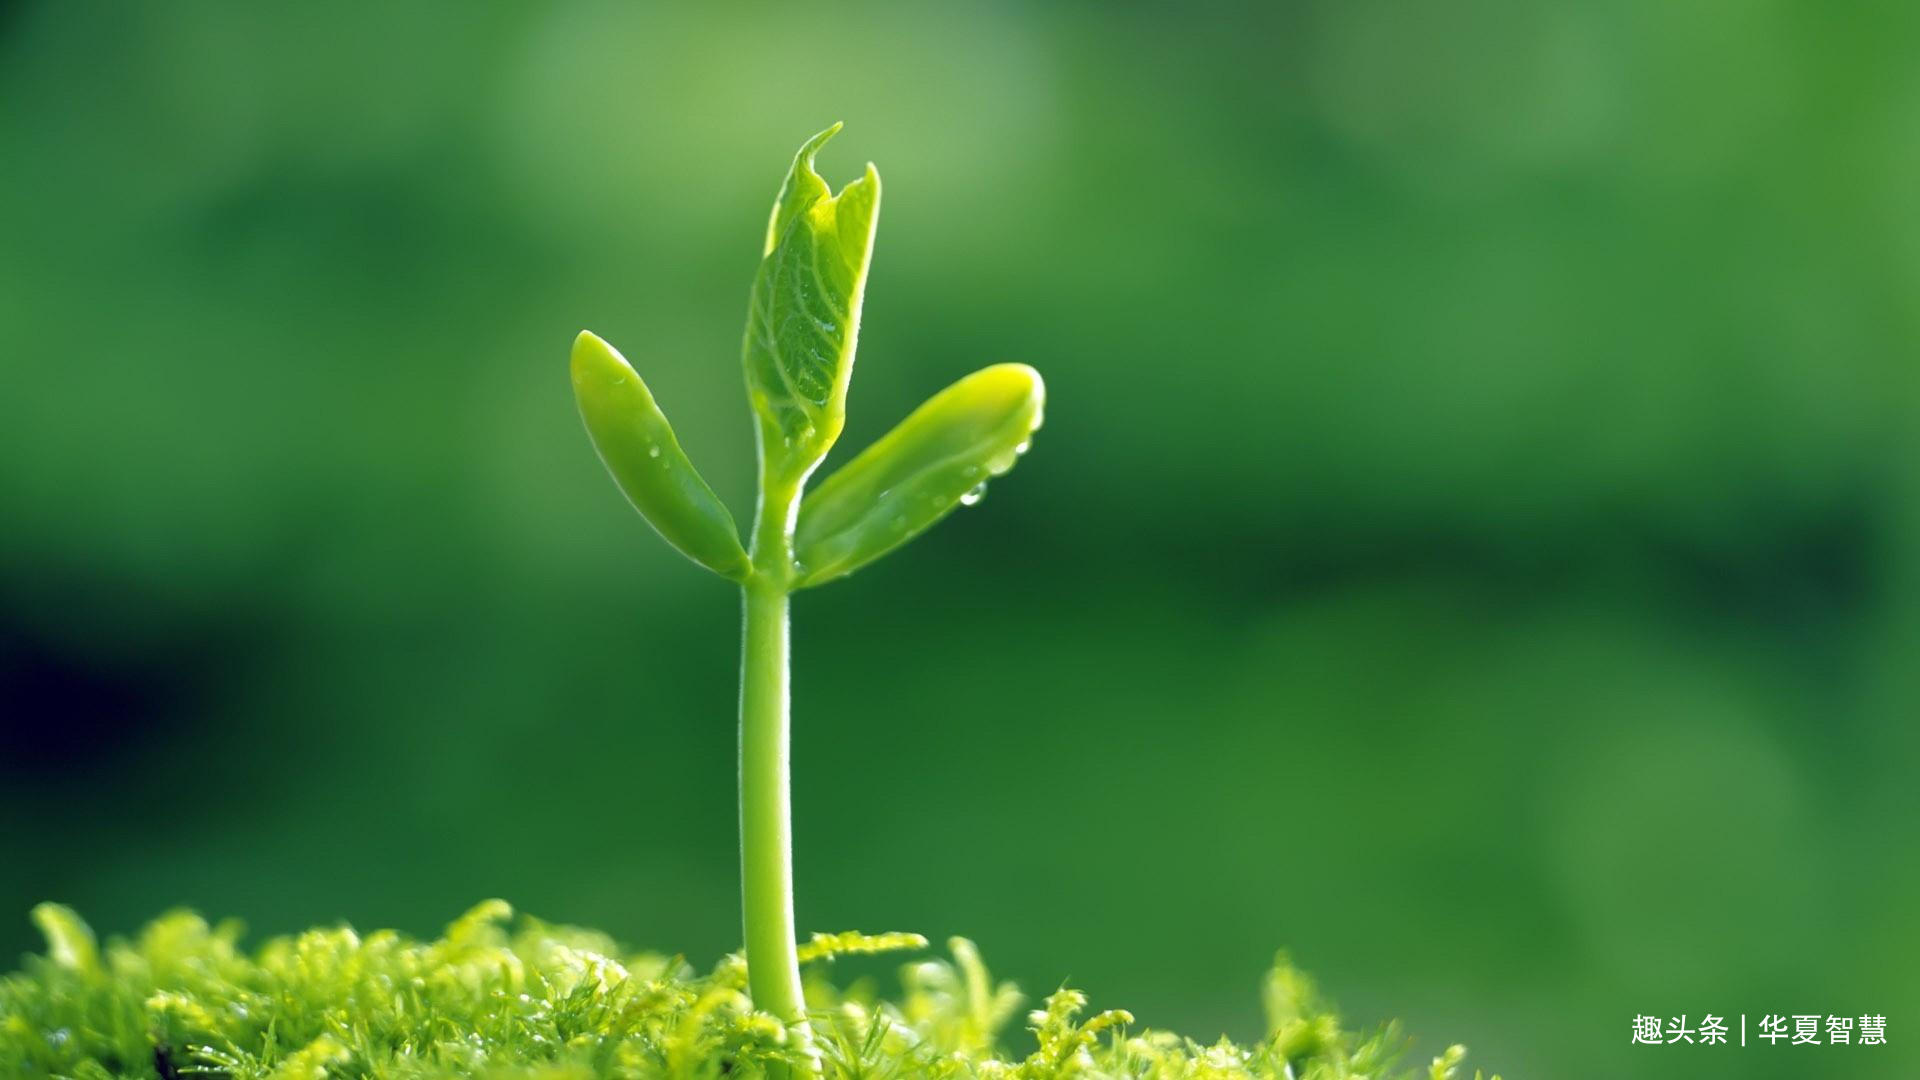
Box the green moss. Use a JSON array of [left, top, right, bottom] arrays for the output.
[[3, 902, 1497, 1080]]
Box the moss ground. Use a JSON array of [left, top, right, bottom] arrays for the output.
[[2, 902, 1496, 1080]]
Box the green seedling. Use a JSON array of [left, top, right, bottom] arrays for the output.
[[570, 124, 1044, 1065], [3, 125, 1499, 1080]]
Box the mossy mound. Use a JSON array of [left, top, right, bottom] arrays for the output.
[[3, 901, 1496, 1080]]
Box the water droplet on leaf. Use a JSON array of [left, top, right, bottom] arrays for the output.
[[960, 482, 988, 507]]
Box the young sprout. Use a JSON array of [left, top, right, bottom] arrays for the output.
[[570, 124, 1044, 1071]]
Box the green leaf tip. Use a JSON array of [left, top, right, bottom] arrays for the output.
[[744, 123, 882, 481], [30, 902, 100, 977], [571, 330, 751, 581], [794, 363, 1045, 587], [762, 122, 844, 256]]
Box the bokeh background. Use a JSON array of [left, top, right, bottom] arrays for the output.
[[3, 5, 1918, 1078]]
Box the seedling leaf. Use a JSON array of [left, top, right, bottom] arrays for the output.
[[571, 330, 752, 580], [793, 364, 1044, 587], [742, 123, 881, 481]]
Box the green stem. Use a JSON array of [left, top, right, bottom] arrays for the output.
[[740, 474, 818, 1074]]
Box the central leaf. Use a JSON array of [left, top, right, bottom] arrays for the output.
[[741, 123, 881, 481]]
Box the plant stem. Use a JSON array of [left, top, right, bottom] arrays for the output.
[[740, 475, 818, 1075]]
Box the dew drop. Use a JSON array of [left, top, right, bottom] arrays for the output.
[[647, 446, 662, 459], [959, 482, 988, 507], [1014, 440, 1031, 456]]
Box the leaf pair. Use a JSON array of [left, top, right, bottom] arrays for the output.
[[571, 125, 1044, 588]]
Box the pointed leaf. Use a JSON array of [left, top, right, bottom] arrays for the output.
[[793, 364, 1044, 587], [741, 123, 881, 482], [572, 331, 751, 580], [31, 903, 100, 977]]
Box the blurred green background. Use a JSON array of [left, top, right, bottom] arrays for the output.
[[3, 4, 1917, 1078]]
